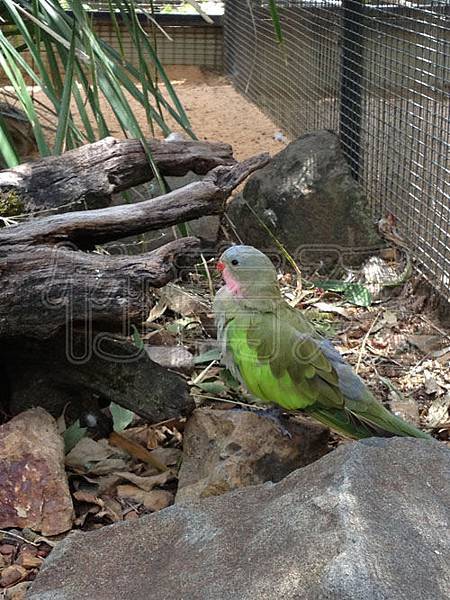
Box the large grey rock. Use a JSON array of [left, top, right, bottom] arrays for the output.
[[28, 438, 449, 600], [176, 407, 329, 502], [228, 130, 381, 265]]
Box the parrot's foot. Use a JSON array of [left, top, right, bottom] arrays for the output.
[[234, 405, 292, 438]]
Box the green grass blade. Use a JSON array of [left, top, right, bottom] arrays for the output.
[[0, 114, 20, 167], [0, 41, 50, 156], [53, 27, 77, 154], [268, 0, 284, 45]]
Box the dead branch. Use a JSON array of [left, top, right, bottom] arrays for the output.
[[0, 136, 235, 213]]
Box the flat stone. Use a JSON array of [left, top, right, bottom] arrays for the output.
[[145, 345, 195, 374], [28, 438, 450, 600], [176, 407, 329, 502], [0, 408, 73, 536]]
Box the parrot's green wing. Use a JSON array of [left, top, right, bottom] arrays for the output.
[[224, 304, 430, 440]]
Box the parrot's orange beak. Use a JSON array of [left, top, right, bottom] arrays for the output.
[[216, 261, 225, 272]]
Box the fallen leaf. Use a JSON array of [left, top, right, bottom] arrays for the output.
[[116, 485, 173, 511], [424, 375, 444, 396], [193, 347, 221, 364], [146, 345, 194, 374], [73, 490, 103, 506], [65, 439, 130, 475], [0, 565, 27, 588], [195, 381, 228, 395], [63, 420, 87, 453], [82, 473, 123, 496], [109, 402, 135, 433], [16, 548, 43, 569], [310, 301, 351, 319], [149, 447, 182, 468], [424, 394, 450, 429], [145, 298, 168, 323], [312, 280, 372, 307], [113, 471, 172, 492], [158, 283, 209, 316], [100, 497, 123, 522], [87, 458, 131, 476]]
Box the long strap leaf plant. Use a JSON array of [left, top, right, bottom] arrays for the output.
[[0, 0, 196, 182]]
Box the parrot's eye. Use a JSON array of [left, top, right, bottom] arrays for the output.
[[231, 259, 239, 266]]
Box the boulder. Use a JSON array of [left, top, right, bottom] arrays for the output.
[[176, 407, 329, 502], [227, 130, 381, 265], [28, 438, 450, 600]]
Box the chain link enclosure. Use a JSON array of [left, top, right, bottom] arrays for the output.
[[224, 1, 450, 299]]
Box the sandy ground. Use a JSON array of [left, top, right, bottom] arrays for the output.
[[163, 67, 287, 159], [1, 66, 286, 162]]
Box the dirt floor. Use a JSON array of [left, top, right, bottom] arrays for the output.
[[162, 66, 288, 159], [1, 66, 287, 162]]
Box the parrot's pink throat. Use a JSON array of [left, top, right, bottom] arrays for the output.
[[217, 261, 242, 296]]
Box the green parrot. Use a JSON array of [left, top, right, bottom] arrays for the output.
[[213, 245, 430, 440]]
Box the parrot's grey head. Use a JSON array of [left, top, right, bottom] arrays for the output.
[[217, 245, 279, 298]]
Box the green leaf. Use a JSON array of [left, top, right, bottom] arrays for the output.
[[268, 0, 284, 45], [0, 114, 20, 167], [220, 368, 240, 390], [196, 380, 228, 395], [313, 280, 372, 307], [131, 324, 145, 350], [193, 347, 221, 365], [166, 317, 201, 335], [343, 283, 372, 307], [53, 26, 77, 154], [109, 402, 135, 432], [0, 0, 195, 163], [63, 420, 87, 453]]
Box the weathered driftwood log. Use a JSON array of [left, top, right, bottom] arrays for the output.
[[2, 334, 195, 422], [0, 136, 235, 213], [0, 151, 270, 421], [0, 154, 270, 339]]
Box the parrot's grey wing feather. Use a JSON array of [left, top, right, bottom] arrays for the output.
[[318, 338, 368, 402]]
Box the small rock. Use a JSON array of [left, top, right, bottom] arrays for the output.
[[145, 345, 195, 374], [0, 408, 74, 535], [175, 407, 329, 503], [3, 581, 30, 600], [0, 554, 8, 568], [0, 565, 27, 588], [0, 545, 17, 556], [16, 548, 43, 569]]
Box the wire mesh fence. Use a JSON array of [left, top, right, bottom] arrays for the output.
[[224, 1, 450, 299]]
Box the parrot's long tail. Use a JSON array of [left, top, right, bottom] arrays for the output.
[[306, 405, 431, 440]]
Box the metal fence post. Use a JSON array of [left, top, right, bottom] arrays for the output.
[[340, 0, 364, 180]]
